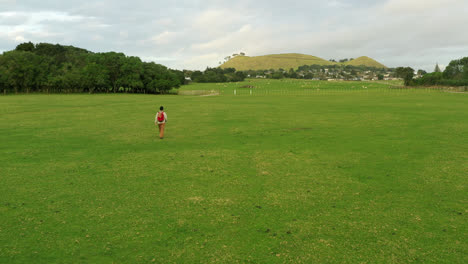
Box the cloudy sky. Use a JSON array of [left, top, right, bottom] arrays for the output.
[[1, 0, 467, 71]]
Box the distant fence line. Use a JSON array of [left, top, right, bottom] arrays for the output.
[[178, 86, 467, 96]]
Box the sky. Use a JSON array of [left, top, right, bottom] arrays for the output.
[[1, 0, 467, 71]]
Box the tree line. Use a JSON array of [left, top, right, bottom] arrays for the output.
[[0, 42, 184, 94], [186, 67, 247, 83], [329, 58, 354, 63], [184, 64, 389, 83], [397, 57, 468, 87]]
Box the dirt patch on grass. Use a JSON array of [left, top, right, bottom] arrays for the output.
[[199, 92, 219, 96], [187, 196, 204, 203], [178, 90, 219, 96], [212, 198, 234, 206], [289, 127, 314, 131]]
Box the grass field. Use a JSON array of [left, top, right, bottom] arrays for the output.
[[1, 79, 467, 263]]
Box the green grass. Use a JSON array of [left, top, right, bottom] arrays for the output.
[[219, 53, 386, 71], [1, 80, 466, 263]]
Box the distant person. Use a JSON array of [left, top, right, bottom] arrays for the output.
[[155, 106, 167, 139]]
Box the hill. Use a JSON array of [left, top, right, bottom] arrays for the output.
[[343, 56, 387, 68], [219, 53, 386, 71]]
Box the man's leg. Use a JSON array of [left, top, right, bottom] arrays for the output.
[[160, 123, 165, 139]]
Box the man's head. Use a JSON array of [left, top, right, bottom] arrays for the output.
[[160, 106, 164, 111]]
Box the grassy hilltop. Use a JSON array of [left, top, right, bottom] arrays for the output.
[[219, 53, 387, 71], [343, 56, 386, 68]]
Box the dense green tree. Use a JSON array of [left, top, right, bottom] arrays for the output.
[[304, 72, 314, 79], [117, 56, 144, 93], [0, 51, 42, 93], [49, 63, 82, 93], [0, 42, 182, 94], [413, 57, 468, 87], [271, 72, 284, 79], [98, 52, 125, 93], [142, 62, 180, 93], [200, 70, 227, 82], [223, 67, 236, 74], [395, 67, 414, 86], [81, 62, 110, 93], [417, 69, 427, 76], [443, 57, 468, 80], [190, 70, 203, 81], [226, 71, 246, 82], [412, 72, 443, 86], [0, 56, 9, 93], [15, 42, 35, 52], [190, 67, 245, 83], [35, 56, 54, 92], [244, 70, 256, 77], [288, 68, 297, 78], [171, 69, 185, 85]]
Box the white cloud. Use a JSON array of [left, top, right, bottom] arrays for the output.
[[0, 12, 28, 25], [91, 34, 103, 41], [155, 18, 174, 27], [142, 56, 177, 62], [191, 24, 253, 51], [381, 0, 462, 14], [0, 10, 91, 43], [182, 53, 222, 70], [119, 31, 128, 38], [191, 8, 253, 38], [187, 23, 279, 68], [192, 9, 228, 29], [0, 0, 467, 71], [14, 35, 25, 42], [0, 11, 85, 23], [327, 0, 349, 8], [152, 31, 179, 45]]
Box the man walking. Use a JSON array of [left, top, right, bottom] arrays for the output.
[[155, 106, 167, 139]]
